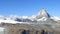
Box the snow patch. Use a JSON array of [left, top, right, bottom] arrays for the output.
[[37, 17, 47, 21], [0, 27, 5, 31]]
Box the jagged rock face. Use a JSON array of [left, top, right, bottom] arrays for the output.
[[36, 8, 50, 19]]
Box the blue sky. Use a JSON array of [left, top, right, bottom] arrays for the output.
[[0, 0, 60, 16]]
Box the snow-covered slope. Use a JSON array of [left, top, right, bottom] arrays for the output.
[[51, 16, 60, 21]]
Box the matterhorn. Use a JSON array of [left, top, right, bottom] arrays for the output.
[[36, 8, 50, 19]]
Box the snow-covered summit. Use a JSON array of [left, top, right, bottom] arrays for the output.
[[35, 8, 51, 21], [36, 8, 50, 19]]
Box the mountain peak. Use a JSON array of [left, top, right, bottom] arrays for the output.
[[36, 8, 50, 19], [38, 8, 46, 15]]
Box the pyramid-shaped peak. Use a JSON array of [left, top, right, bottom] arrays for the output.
[[40, 8, 46, 15], [36, 8, 50, 19], [38, 8, 47, 15]]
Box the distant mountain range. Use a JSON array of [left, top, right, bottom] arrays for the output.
[[0, 8, 60, 23], [0, 8, 60, 33]]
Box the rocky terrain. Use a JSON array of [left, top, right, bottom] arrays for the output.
[[0, 8, 60, 34]]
